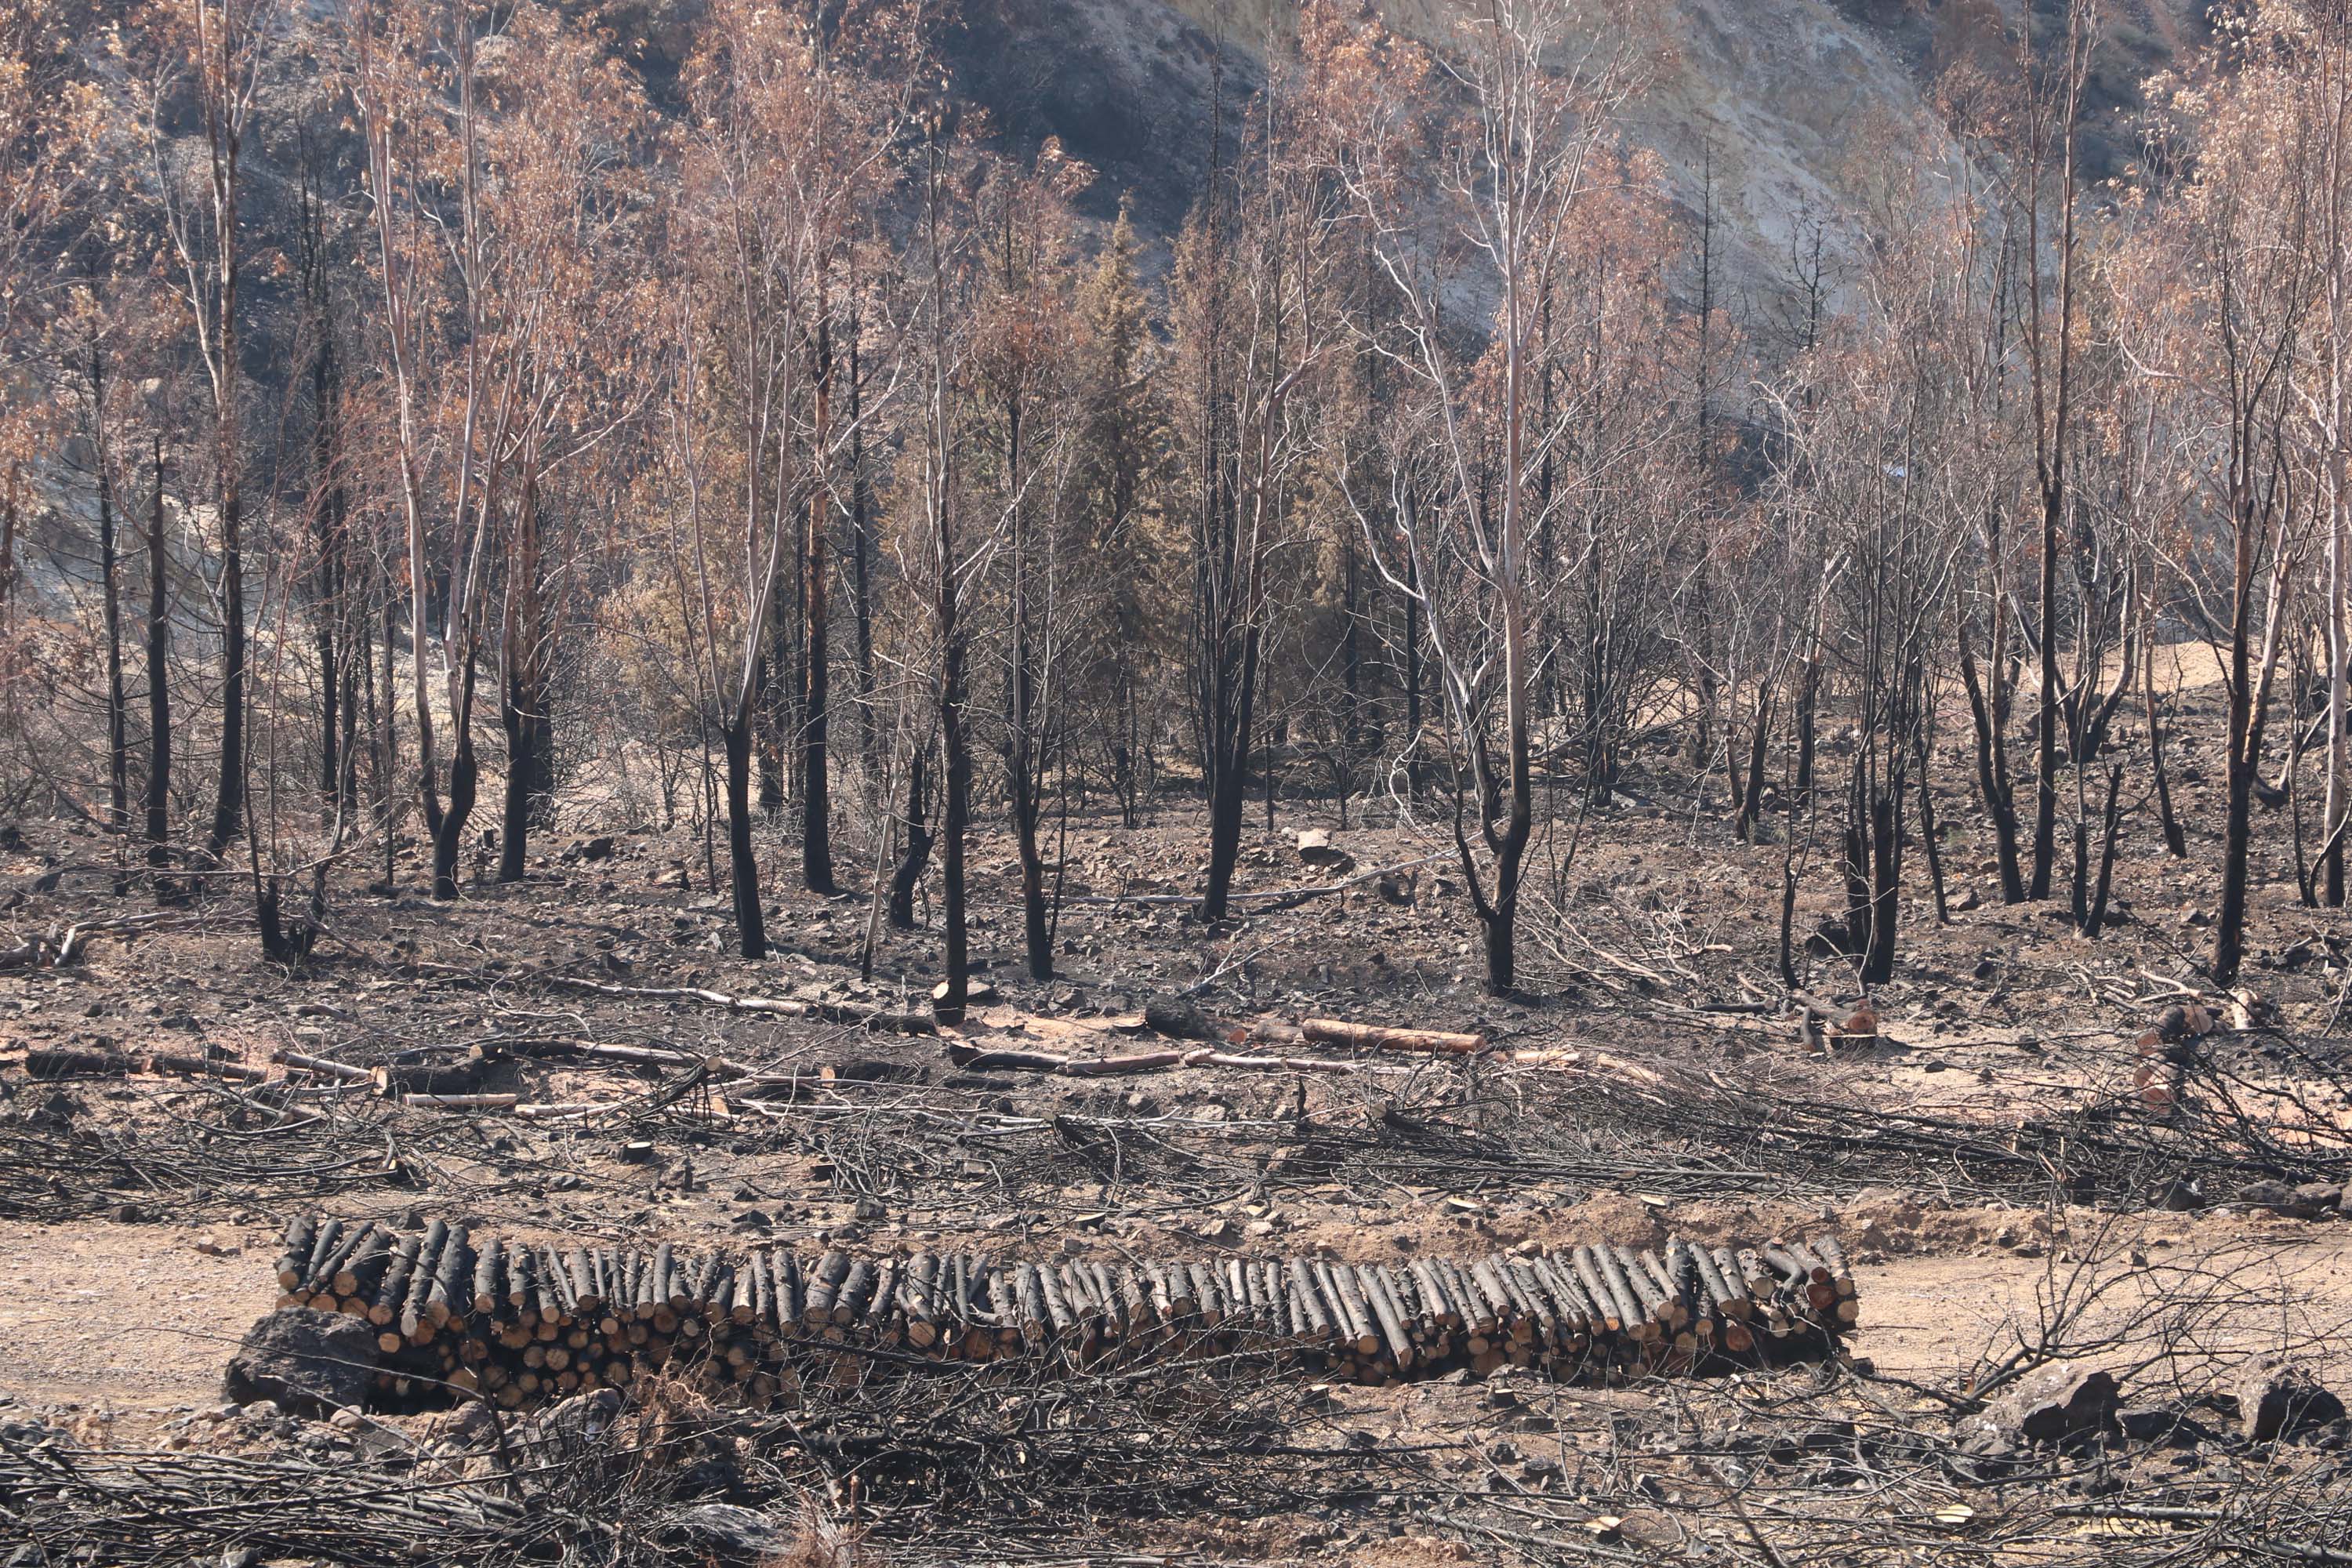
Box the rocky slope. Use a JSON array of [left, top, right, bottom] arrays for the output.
[[950, 0, 2208, 304]]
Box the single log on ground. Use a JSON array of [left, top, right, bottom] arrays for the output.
[[1298, 1018, 1487, 1054]]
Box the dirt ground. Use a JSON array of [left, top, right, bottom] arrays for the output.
[[4, 705, 2352, 1561], [6, 1211, 2345, 1444]]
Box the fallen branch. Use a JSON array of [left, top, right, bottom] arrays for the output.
[[947, 1043, 1192, 1077], [948, 1040, 1384, 1078], [1053, 853, 1450, 910], [1297, 1018, 1487, 1055], [510, 1101, 624, 1120], [2, 910, 189, 971], [1495, 1047, 1670, 1087], [24, 1047, 268, 1083], [270, 1048, 372, 1082], [546, 975, 933, 1033]]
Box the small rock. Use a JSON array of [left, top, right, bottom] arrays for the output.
[[661, 1502, 794, 1556], [1296, 829, 1355, 872], [2234, 1356, 2344, 1442], [2292, 1182, 2343, 1214], [1142, 995, 1214, 1040], [2119, 1404, 2212, 1445], [223, 1312, 376, 1419], [528, 1388, 626, 1448], [329, 1406, 367, 1432], [1973, 1364, 2119, 1446], [2238, 1178, 2314, 1217]]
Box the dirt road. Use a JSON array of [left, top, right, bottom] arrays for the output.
[[6, 1208, 2345, 1441]]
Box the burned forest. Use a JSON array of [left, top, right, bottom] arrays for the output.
[[2, 0, 2351, 1563]]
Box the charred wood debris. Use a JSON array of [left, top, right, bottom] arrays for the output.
[[3, 960, 2351, 1563]]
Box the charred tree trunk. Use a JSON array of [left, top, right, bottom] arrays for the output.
[[2145, 633, 2187, 858], [720, 718, 767, 960], [848, 326, 878, 783], [94, 388, 128, 836], [1341, 525, 1363, 793], [495, 465, 550, 885], [802, 317, 836, 895], [2078, 760, 2125, 936], [376, 590, 397, 890], [1404, 535, 1424, 800], [1200, 630, 1261, 923], [1864, 776, 1902, 989], [1479, 813, 1530, 996], [921, 136, 970, 1022], [1840, 768, 1875, 988], [207, 486, 246, 862], [939, 632, 972, 1018], [256, 869, 321, 967], [1842, 757, 1904, 990], [1736, 684, 1771, 843], [888, 742, 932, 931], [2085, 761, 2125, 938], [303, 186, 346, 805], [1957, 619, 2027, 903], [1112, 668, 1139, 828], [1792, 632, 1820, 804], [497, 677, 553, 884], [756, 625, 786, 818], [427, 660, 481, 902], [1004, 390, 1053, 980], [1012, 768, 1050, 980], [1913, 727, 1948, 925], [144, 443, 172, 879], [2216, 725, 2258, 986], [339, 566, 364, 814], [2029, 488, 2061, 901]]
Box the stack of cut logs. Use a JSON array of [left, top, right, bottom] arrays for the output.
[[268, 1215, 1860, 1412]]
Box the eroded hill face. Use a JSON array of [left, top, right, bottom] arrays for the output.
[[953, 0, 2205, 300]]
